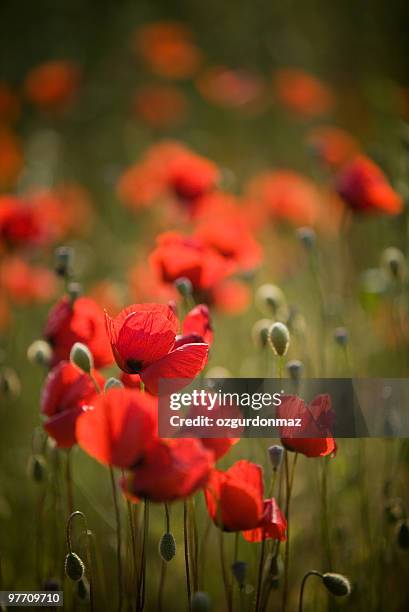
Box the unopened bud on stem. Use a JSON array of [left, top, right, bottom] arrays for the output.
[[70, 342, 93, 374]]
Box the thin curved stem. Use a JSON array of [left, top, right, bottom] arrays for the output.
[[109, 467, 123, 612], [183, 501, 192, 610], [298, 570, 322, 612]]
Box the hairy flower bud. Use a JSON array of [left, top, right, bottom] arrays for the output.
[[255, 284, 286, 317], [77, 577, 90, 601], [67, 281, 82, 303], [268, 445, 284, 470], [296, 227, 316, 249], [54, 246, 74, 278], [286, 360, 304, 382], [333, 327, 349, 347], [322, 573, 351, 597], [104, 377, 124, 391], [64, 552, 85, 582], [27, 454, 47, 483], [231, 560, 247, 589], [174, 277, 193, 298], [0, 367, 21, 398], [191, 592, 211, 612], [27, 340, 52, 367], [159, 532, 176, 561], [251, 319, 272, 349], [397, 520, 409, 549], [268, 322, 290, 357], [381, 247, 406, 281], [70, 342, 94, 374]]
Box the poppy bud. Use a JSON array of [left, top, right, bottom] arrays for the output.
[[0, 367, 21, 398], [70, 342, 94, 374], [231, 560, 247, 589], [286, 360, 304, 382], [397, 520, 409, 549], [104, 377, 124, 391], [159, 532, 176, 562], [174, 277, 193, 298], [191, 592, 211, 612], [333, 327, 349, 347], [381, 247, 406, 281], [64, 552, 85, 582], [268, 322, 290, 357], [384, 498, 405, 523], [67, 281, 82, 303], [255, 284, 286, 317], [54, 246, 74, 278], [27, 340, 52, 367], [268, 445, 284, 470], [251, 319, 272, 350], [322, 573, 351, 597], [27, 454, 47, 482], [296, 227, 316, 249], [77, 577, 90, 601]]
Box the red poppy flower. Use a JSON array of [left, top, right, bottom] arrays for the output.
[[0, 257, 56, 304], [165, 149, 219, 203], [335, 155, 403, 215], [149, 232, 234, 293], [242, 498, 287, 542], [121, 438, 213, 502], [180, 304, 213, 346], [211, 279, 251, 314], [24, 60, 81, 111], [196, 66, 266, 112], [205, 460, 265, 531], [277, 394, 336, 457], [0, 128, 23, 189], [244, 171, 321, 227], [200, 438, 238, 461], [133, 22, 202, 80], [307, 126, 358, 169], [0, 196, 44, 248], [105, 302, 208, 394], [44, 296, 114, 369], [132, 84, 188, 128], [274, 68, 334, 118], [41, 361, 104, 448], [76, 387, 157, 468]]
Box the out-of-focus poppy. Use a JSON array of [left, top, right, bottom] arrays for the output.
[[120, 372, 142, 389], [29, 184, 94, 240], [89, 281, 123, 317], [335, 155, 403, 215], [76, 387, 157, 468], [242, 498, 287, 542], [274, 68, 334, 118], [196, 66, 266, 113], [105, 302, 208, 394], [0, 257, 56, 304], [0, 195, 44, 248], [117, 141, 219, 212], [204, 460, 265, 531], [307, 126, 358, 169], [149, 232, 234, 294], [277, 394, 336, 457], [44, 296, 114, 369], [211, 279, 251, 314], [134, 22, 202, 79], [24, 60, 81, 111], [0, 128, 23, 188], [132, 84, 188, 128], [129, 262, 178, 304], [200, 438, 238, 461], [121, 438, 213, 502], [244, 171, 321, 227], [41, 361, 104, 448], [181, 304, 213, 346], [0, 82, 20, 123]]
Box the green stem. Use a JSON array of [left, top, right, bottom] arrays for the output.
[[109, 467, 123, 612], [298, 571, 322, 612], [183, 501, 192, 609]]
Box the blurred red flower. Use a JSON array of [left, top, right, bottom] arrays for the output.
[[242, 497, 287, 542], [0, 257, 56, 304], [244, 171, 321, 227], [335, 155, 403, 215], [24, 60, 81, 111], [205, 460, 266, 532], [105, 302, 208, 394], [0, 82, 20, 124], [132, 84, 188, 128], [44, 296, 113, 369], [41, 361, 104, 448], [133, 22, 202, 80], [196, 66, 266, 112], [0, 195, 44, 249], [180, 304, 213, 346], [0, 128, 23, 188], [277, 394, 336, 457], [274, 68, 334, 118], [122, 438, 213, 502], [76, 388, 157, 468], [307, 126, 358, 169]]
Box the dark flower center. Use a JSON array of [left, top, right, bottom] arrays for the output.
[[126, 359, 143, 374]]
